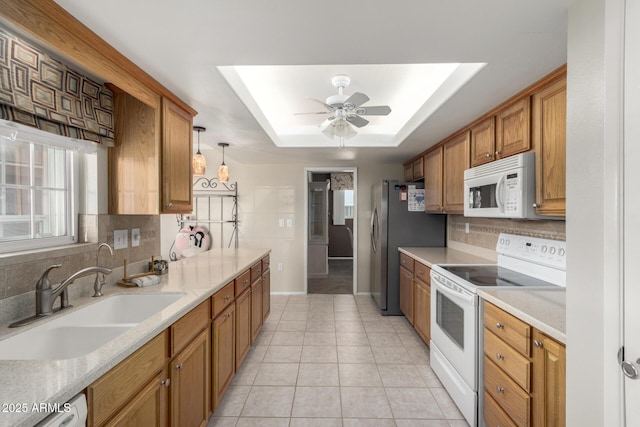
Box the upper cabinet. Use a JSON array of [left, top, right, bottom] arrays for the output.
[[109, 94, 194, 215], [532, 76, 567, 217], [470, 117, 496, 167], [161, 98, 194, 214], [442, 132, 470, 214], [406, 65, 566, 218], [495, 97, 531, 159], [403, 157, 425, 182]]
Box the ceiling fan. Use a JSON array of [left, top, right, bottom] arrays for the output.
[[295, 75, 392, 140]]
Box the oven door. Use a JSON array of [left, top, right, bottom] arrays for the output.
[[430, 269, 479, 390]]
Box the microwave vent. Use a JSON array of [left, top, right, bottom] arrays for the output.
[[464, 152, 534, 179]]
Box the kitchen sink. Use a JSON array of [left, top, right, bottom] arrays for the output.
[[0, 293, 185, 360]]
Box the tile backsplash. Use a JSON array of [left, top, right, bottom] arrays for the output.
[[0, 214, 161, 301], [447, 215, 566, 258]]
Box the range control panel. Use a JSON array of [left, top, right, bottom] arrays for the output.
[[496, 233, 566, 270]]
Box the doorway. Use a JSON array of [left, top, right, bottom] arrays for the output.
[[305, 168, 357, 294]]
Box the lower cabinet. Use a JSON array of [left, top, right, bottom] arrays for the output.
[[212, 303, 235, 410], [86, 253, 272, 426], [414, 275, 431, 344], [399, 265, 414, 325], [482, 301, 566, 427], [170, 328, 210, 427]]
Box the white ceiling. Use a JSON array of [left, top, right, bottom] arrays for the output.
[[52, 0, 571, 165]]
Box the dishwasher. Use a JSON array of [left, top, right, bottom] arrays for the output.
[[35, 393, 87, 427]]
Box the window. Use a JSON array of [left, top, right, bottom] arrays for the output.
[[0, 123, 78, 253]]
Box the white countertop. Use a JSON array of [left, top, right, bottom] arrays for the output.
[[478, 288, 566, 344], [398, 247, 494, 267], [0, 247, 269, 427]]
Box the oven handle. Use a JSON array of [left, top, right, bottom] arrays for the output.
[[433, 278, 476, 305]]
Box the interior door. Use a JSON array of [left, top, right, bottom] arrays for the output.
[[623, 0, 640, 423]]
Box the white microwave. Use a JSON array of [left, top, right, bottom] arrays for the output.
[[463, 152, 540, 219]]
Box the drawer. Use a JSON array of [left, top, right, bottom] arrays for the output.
[[212, 280, 235, 318], [484, 390, 518, 427], [484, 301, 531, 356], [235, 269, 251, 295], [484, 357, 530, 427], [88, 330, 168, 426], [171, 299, 210, 356], [484, 329, 531, 391], [262, 254, 270, 271], [250, 261, 262, 284], [400, 253, 414, 272], [415, 261, 430, 284]]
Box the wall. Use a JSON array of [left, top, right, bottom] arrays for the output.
[[446, 215, 566, 260], [566, 0, 623, 424], [161, 153, 401, 295]]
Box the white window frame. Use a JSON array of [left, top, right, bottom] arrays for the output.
[[0, 120, 79, 253]]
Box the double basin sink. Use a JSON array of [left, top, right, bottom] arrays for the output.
[[0, 293, 185, 360]]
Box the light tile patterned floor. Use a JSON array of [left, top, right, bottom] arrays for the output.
[[208, 294, 469, 427]]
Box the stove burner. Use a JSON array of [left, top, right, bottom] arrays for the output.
[[438, 265, 557, 288]]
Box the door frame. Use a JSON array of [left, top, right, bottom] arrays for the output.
[[303, 167, 358, 295]]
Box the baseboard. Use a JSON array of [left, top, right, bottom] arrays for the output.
[[328, 257, 353, 260], [270, 291, 307, 295]]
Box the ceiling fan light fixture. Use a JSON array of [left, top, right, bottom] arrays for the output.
[[193, 126, 206, 176], [217, 142, 230, 182]]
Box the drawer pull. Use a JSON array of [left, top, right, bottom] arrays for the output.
[[496, 353, 504, 360], [161, 378, 170, 387], [224, 295, 230, 300], [495, 322, 504, 329], [496, 386, 505, 394], [534, 339, 544, 348], [226, 312, 232, 318], [176, 363, 184, 371]]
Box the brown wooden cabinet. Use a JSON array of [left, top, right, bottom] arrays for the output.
[[170, 328, 210, 427], [532, 330, 566, 427], [103, 370, 169, 427], [443, 131, 471, 214], [212, 302, 235, 411], [532, 76, 567, 217], [262, 265, 271, 323], [235, 287, 251, 368], [413, 157, 424, 181], [482, 301, 565, 427], [400, 260, 414, 325], [470, 117, 496, 166], [250, 278, 263, 343], [424, 147, 444, 213], [161, 97, 193, 214], [413, 262, 431, 344], [403, 163, 414, 182], [496, 97, 531, 160]]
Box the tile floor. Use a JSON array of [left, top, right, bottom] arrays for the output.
[[207, 294, 469, 427]]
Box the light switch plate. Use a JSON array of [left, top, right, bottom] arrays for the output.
[[114, 229, 128, 250], [131, 228, 140, 247]]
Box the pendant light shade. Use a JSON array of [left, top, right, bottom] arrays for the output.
[[218, 142, 229, 183], [192, 126, 207, 176]]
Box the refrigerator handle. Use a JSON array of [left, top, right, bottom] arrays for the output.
[[370, 207, 379, 253]]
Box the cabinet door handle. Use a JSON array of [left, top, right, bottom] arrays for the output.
[[485, 153, 491, 158], [166, 203, 173, 208], [534, 340, 544, 348], [496, 386, 505, 394], [226, 312, 232, 318], [495, 322, 504, 329], [224, 295, 230, 300], [533, 202, 541, 208], [161, 378, 170, 387], [496, 353, 504, 360], [176, 363, 184, 371], [495, 150, 502, 156]]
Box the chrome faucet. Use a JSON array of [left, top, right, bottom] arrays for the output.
[[94, 243, 114, 297], [36, 265, 112, 316]]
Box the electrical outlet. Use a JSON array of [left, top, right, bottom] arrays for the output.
[[278, 219, 285, 228], [286, 219, 293, 228], [131, 228, 140, 247], [114, 229, 128, 250], [278, 263, 283, 271]]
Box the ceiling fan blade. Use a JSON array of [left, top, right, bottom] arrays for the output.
[[293, 111, 330, 115], [306, 97, 335, 111], [346, 115, 369, 128], [356, 105, 392, 116], [343, 92, 370, 109]]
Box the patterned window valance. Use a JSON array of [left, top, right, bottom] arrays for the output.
[[0, 27, 114, 145], [330, 172, 354, 190]]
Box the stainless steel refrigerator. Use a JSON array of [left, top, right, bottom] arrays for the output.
[[370, 180, 446, 315]]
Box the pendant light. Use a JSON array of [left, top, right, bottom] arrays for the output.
[[217, 142, 229, 182], [192, 126, 207, 176]]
